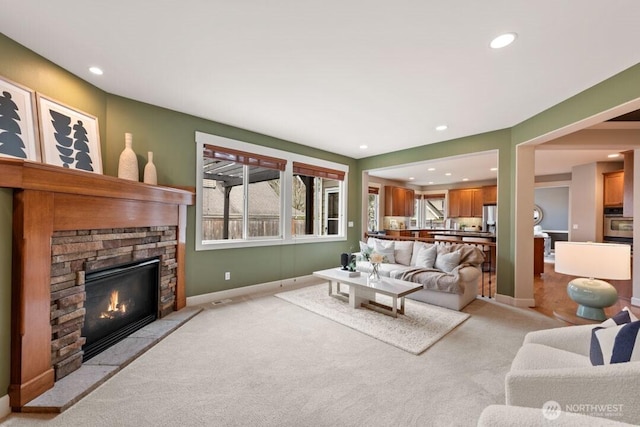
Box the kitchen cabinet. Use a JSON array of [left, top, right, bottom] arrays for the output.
[[385, 186, 415, 216], [603, 170, 624, 207], [482, 185, 497, 205], [623, 152, 633, 217], [448, 188, 483, 218]]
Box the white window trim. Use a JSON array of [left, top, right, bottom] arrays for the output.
[[195, 131, 348, 250]]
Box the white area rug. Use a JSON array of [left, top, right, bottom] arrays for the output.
[[275, 284, 469, 354]]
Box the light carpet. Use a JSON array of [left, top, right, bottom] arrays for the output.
[[0, 287, 563, 427], [275, 284, 469, 355]]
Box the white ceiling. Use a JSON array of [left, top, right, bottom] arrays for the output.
[[2, 1, 640, 162]]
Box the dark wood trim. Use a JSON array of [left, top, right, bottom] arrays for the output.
[[2, 159, 194, 409]]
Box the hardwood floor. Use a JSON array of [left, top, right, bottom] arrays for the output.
[[478, 260, 640, 324]]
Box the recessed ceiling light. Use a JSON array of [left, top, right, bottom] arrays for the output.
[[445, 172, 452, 176], [490, 32, 517, 49], [89, 66, 103, 75], [608, 153, 620, 158], [359, 144, 368, 149], [408, 177, 415, 181], [427, 167, 436, 172], [428, 181, 434, 185], [435, 125, 448, 131], [462, 178, 469, 181], [490, 167, 498, 171]]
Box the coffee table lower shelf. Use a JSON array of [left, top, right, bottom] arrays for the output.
[[313, 268, 423, 318]]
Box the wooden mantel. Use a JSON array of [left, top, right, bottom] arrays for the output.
[[0, 158, 194, 409]]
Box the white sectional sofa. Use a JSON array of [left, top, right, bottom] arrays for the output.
[[354, 237, 483, 311]]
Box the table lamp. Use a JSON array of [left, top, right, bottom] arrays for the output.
[[554, 242, 631, 321]]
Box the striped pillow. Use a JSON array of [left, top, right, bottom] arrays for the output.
[[590, 320, 640, 365], [600, 307, 639, 328]]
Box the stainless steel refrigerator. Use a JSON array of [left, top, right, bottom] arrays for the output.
[[482, 205, 497, 233]]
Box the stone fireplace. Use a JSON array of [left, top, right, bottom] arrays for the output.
[[50, 227, 179, 380], [1, 158, 193, 410]]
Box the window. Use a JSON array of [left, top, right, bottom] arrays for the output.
[[201, 145, 285, 240], [292, 162, 345, 236], [196, 132, 348, 250], [367, 186, 379, 232], [423, 194, 445, 228]]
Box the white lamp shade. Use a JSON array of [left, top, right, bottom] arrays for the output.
[[555, 242, 631, 280]]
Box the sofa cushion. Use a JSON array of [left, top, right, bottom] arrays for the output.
[[393, 240, 413, 266], [415, 244, 437, 268], [373, 239, 395, 263], [511, 343, 591, 371], [590, 320, 640, 365], [434, 250, 461, 273]]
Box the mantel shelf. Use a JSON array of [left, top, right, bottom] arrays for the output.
[[0, 158, 194, 205]]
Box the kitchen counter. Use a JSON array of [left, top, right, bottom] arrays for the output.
[[379, 229, 496, 241]]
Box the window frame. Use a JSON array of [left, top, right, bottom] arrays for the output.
[[195, 132, 348, 250]]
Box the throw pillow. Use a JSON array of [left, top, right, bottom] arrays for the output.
[[600, 306, 639, 328], [410, 241, 430, 266], [415, 245, 437, 269], [590, 320, 640, 365], [434, 250, 461, 273], [394, 240, 413, 266], [373, 240, 395, 264]]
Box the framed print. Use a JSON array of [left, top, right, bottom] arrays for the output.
[[37, 94, 102, 173], [0, 75, 40, 161]]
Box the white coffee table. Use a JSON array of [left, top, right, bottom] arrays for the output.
[[313, 268, 423, 318]]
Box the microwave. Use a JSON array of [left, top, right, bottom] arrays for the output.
[[604, 216, 633, 239]]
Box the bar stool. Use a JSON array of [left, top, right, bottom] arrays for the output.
[[462, 236, 492, 298], [434, 235, 458, 246]]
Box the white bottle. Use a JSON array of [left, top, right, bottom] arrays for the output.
[[143, 151, 157, 185]]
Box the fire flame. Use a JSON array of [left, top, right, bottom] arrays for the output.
[[108, 290, 118, 311], [99, 290, 127, 319]]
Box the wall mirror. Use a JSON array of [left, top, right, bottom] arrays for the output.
[[533, 204, 543, 225]]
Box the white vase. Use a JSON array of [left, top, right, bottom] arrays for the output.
[[117, 133, 139, 181], [143, 151, 157, 185]]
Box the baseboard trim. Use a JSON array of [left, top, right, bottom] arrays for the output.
[[186, 274, 319, 306], [0, 394, 10, 420], [495, 293, 536, 308], [631, 297, 640, 307]]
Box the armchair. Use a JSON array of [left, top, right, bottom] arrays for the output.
[[505, 324, 640, 424]]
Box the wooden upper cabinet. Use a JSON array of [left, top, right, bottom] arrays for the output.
[[448, 188, 483, 218], [603, 170, 624, 207], [482, 185, 497, 205], [405, 188, 415, 217], [384, 186, 414, 216], [448, 189, 461, 217], [471, 188, 483, 217]]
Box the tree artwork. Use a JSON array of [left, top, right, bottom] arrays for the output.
[[49, 109, 74, 168], [0, 90, 27, 158], [73, 120, 93, 171]]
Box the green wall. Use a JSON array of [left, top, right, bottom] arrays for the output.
[[105, 95, 359, 296]]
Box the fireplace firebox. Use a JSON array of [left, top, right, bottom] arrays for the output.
[[82, 258, 160, 361]]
